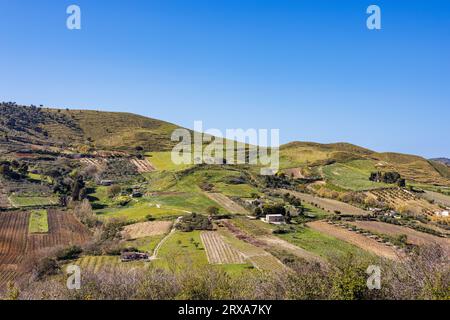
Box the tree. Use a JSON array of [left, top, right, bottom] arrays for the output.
[[206, 206, 219, 216], [107, 185, 122, 199]]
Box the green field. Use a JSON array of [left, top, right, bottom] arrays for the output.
[[28, 209, 49, 234], [153, 231, 208, 270], [9, 195, 58, 208], [322, 160, 391, 191], [279, 226, 374, 261], [96, 202, 184, 221], [122, 235, 166, 253], [146, 152, 193, 172]]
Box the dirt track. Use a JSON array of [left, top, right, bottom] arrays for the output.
[[204, 193, 248, 214], [307, 221, 399, 260]]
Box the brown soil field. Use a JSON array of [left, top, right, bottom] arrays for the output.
[[308, 221, 400, 260], [349, 220, 450, 256], [200, 231, 246, 264], [130, 158, 155, 173], [283, 190, 369, 215], [204, 193, 248, 214], [121, 221, 172, 240], [0, 209, 91, 289]]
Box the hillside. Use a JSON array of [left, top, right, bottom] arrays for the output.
[[0, 102, 184, 152], [1, 103, 449, 186], [279, 142, 450, 187]]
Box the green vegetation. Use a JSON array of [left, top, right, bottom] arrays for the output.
[[279, 226, 374, 262], [96, 202, 183, 221], [154, 231, 208, 270], [146, 152, 193, 171], [322, 160, 391, 191], [9, 196, 58, 208], [122, 235, 165, 253], [28, 210, 49, 234]]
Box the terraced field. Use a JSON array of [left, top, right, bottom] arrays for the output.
[[201, 231, 246, 264], [367, 188, 439, 216], [130, 158, 155, 173], [80, 158, 106, 170], [282, 190, 369, 215]]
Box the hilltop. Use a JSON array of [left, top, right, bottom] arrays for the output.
[[0, 102, 184, 152]]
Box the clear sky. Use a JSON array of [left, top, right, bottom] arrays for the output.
[[1, 0, 449, 158]]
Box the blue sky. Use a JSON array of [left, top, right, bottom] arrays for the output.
[[1, 0, 449, 158]]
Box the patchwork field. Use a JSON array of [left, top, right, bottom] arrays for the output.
[[0, 210, 91, 289], [284, 190, 369, 215], [218, 224, 287, 272], [121, 221, 172, 240], [200, 231, 246, 264], [307, 221, 399, 260], [348, 220, 450, 256]]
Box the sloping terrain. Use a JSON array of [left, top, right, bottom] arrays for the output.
[[348, 221, 450, 256], [280, 141, 450, 187], [307, 221, 400, 260]]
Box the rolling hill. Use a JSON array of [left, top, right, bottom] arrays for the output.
[[1, 103, 449, 186]]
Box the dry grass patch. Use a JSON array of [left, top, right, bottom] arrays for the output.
[[122, 221, 172, 240]]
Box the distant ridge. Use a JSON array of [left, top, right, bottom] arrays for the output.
[[431, 158, 450, 166]]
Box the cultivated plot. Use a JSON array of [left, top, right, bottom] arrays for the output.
[[200, 231, 246, 264], [122, 221, 173, 240], [307, 221, 399, 260]]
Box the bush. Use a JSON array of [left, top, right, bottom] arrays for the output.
[[56, 245, 83, 261], [176, 213, 213, 232]]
